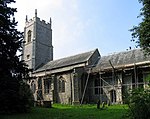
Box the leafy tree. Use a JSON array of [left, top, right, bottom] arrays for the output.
[[127, 1, 150, 118], [126, 88, 150, 119], [130, 0, 150, 54], [0, 0, 33, 113]]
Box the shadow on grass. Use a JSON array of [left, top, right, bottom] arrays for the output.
[[0, 105, 128, 119]]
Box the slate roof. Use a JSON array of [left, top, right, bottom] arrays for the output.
[[35, 49, 98, 73], [96, 49, 150, 70]]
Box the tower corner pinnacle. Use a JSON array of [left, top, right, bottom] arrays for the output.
[[35, 9, 37, 17], [25, 15, 28, 22]]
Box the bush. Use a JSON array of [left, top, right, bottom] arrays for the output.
[[127, 88, 150, 119], [18, 81, 34, 112]]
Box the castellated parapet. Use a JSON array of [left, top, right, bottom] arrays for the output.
[[25, 17, 51, 30]]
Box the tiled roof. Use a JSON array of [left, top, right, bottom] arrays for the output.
[[96, 49, 150, 70], [35, 49, 98, 72]]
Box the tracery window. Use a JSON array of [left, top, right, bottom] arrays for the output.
[[59, 76, 65, 93], [37, 77, 43, 100]]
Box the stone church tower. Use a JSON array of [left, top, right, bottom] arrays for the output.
[[22, 9, 53, 70]]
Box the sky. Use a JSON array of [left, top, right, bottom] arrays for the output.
[[12, 0, 142, 59]]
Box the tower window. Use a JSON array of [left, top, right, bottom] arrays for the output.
[[27, 30, 32, 42], [27, 54, 30, 59]]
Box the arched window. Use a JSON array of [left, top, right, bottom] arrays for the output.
[[37, 77, 43, 100], [27, 30, 32, 42], [59, 76, 65, 93], [62, 80, 65, 92], [31, 81, 36, 93], [44, 78, 51, 94]]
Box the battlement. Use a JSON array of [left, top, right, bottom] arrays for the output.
[[23, 9, 53, 71], [25, 9, 51, 29], [25, 16, 51, 29]]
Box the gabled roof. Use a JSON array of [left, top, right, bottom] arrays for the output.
[[96, 49, 150, 70], [35, 49, 98, 73]]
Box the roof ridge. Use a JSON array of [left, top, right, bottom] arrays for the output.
[[102, 48, 141, 57], [51, 49, 97, 62], [35, 49, 98, 73]]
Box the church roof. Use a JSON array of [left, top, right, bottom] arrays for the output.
[[35, 49, 98, 73], [95, 49, 150, 70]]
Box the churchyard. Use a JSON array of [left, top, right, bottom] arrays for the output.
[[0, 104, 128, 119]]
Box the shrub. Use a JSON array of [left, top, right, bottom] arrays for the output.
[[18, 81, 34, 112], [127, 88, 150, 119]]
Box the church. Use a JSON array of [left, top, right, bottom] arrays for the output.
[[23, 10, 150, 105]]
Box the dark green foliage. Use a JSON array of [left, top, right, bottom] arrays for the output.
[[18, 81, 34, 112], [129, 1, 150, 118], [127, 88, 150, 119], [0, 78, 34, 114], [129, 1, 150, 117], [0, 0, 33, 113], [130, 0, 150, 54]]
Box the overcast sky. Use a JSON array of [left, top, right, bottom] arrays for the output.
[[12, 0, 142, 59]]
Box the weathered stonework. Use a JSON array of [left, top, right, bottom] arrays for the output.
[[22, 10, 53, 70], [23, 11, 150, 105]]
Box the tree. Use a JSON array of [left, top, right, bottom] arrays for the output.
[[130, 0, 150, 55], [126, 1, 150, 118], [0, 0, 33, 113]]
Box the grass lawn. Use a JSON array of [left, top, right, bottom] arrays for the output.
[[0, 104, 128, 119]]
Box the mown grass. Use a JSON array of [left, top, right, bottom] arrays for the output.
[[0, 104, 128, 119]]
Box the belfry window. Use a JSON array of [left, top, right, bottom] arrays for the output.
[[27, 30, 32, 42]]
